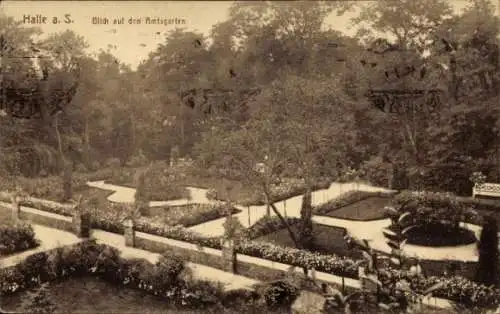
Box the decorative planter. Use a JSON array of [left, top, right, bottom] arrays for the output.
[[123, 219, 135, 247]]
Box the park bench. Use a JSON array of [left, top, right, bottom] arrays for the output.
[[472, 183, 500, 199]]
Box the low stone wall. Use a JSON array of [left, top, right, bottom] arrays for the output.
[[0, 201, 89, 238], [131, 228, 360, 290], [134, 231, 226, 271], [20, 206, 73, 232]]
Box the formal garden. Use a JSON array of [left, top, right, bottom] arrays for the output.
[[2, 0, 500, 313]]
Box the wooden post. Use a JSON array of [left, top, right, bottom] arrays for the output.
[[247, 206, 250, 226]]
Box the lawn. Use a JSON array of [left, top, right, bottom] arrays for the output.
[[322, 196, 392, 221], [256, 223, 360, 259], [0, 276, 287, 314]]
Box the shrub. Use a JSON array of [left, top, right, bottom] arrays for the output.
[[256, 280, 300, 309], [360, 156, 392, 188], [0, 222, 40, 255], [475, 216, 499, 286], [139, 162, 190, 201]]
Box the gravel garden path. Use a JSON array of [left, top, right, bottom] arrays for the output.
[[86, 180, 489, 262]]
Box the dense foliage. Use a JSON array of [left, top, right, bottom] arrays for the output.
[[475, 216, 499, 286], [0, 222, 39, 255]]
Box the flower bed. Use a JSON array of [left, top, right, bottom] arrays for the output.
[[0, 169, 117, 202], [146, 203, 241, 228], [135, 162, 190, 202], [0, 222, 39, 256]]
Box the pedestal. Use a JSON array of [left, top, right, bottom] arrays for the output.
[[73, 212, 90, 238], [124, 219, 135, 247]]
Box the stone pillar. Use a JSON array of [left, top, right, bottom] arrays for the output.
[[221, 239, 237, 273], [123, 219, 135, 247], [73, 212, 90, 238], [388, 164, 394, 190], [11, 196, 21, 221]]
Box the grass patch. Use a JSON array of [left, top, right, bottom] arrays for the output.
[[0, 276, 288, 314], [0, 277, 191, 314], [323, 196, 392, 221]]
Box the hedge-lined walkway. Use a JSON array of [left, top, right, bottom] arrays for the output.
[[0, 224, 82, 269], [91, 229, 259, 292], [85, 180, 390, 236], [0, 203, 461, 310], [85, 180, 491, 262], [0, 221, 259, 292]]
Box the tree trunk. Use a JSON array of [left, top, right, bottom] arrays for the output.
[[265, 192, 271, 216], [299, 186, 314, 250], [54, 114, 64, 172], [83, 116, 91, 168], [264, 189, 301, 249]]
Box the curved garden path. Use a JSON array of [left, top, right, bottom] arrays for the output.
[[86, 180, 486, 262]]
